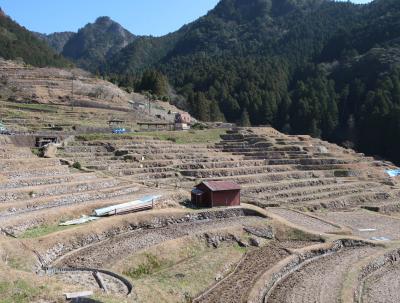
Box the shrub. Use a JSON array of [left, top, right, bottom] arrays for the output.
[[72, 162, 82, 170], [123, 254, 162, 279]]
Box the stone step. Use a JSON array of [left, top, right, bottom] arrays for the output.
[[0, 173, 98, 190], [2, 165, 71, 179], [198, 169, 337, 184], [242, 178, 355, 194], [60, 146, 109, 153], [0, 184, 138, 215], [0, 178, 122, 203], [57, 152, 113, 159], [180, 165, 291, 178], [305, 191, 394, 210], [280, 186, 380, 205], [100, 166, 174, 175], [113, 148, 212, 156], [0, 149, 36, 159], [0, 158, 61, 170], [241, 157, 351, 166], [177, 159, 269, 170], [86, 159, 175, 170], [253, 182, 379, 202]]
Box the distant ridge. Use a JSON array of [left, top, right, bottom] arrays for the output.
[[34, 31, 75, 54], [61, 16, 136, 72]]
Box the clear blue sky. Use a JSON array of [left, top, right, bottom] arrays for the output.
[[0, 0, 372, 36]]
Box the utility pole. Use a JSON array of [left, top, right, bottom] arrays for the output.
[[148, 98, 151, 115], [146, 92, 151, 116], [71, 76, 75, 111]]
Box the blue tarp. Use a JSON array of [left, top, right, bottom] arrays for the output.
[[386, 169, 400, 177], [112, 128, 127, 134]]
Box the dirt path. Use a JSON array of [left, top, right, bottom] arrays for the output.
[[267, 247, 379, 303], [362, 262, 400, 303], [268, 208, 340, 233], [56, 216, 265, 268], [196, 241, 315, 303]]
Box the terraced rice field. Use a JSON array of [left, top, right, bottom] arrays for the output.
[[2, 127, 400, 302], [362, 261, 400, 303], [267, 246, 380, 303], [195, 241, 316, 303], [317, 210, 400, 240]]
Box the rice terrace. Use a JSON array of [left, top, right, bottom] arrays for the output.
[[1, 0, 400, 302]]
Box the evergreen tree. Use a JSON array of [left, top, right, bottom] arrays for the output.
[[239, 108, 251, 127], [137, 70, 169, 96]]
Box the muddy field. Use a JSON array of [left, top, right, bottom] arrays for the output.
[[267, 246, 381, 303]]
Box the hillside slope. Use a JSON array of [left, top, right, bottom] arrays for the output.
[[107, 0, 400, 164], [0, 8, 71, 68], [34, 31, 75, 53], [0, 58, 185, 132], [62, 17, 136, 72]]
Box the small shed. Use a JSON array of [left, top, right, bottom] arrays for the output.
[[191, 181, 241, 208]]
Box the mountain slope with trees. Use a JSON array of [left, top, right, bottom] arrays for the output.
[[106, 0, 400, 164], [0, 8, 71, 68], [34, 31, 75, 53], [62, 17, 136, 72]]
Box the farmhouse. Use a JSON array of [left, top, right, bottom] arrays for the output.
[[191, 181, 241, 208]]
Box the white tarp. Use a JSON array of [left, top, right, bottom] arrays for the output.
[[370, 236, 390, 241], [358, 228, 377, 232], [59, 215, 100, 226], [93, 195, 161, 217]]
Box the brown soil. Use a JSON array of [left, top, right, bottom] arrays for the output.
[[267, 246, 380, 303], [268, 208, 340, 234], [317, 210, 400, 240], [362, 262, 400, 303], [55, 216, 265, 268], [195, 241, 315, 303]]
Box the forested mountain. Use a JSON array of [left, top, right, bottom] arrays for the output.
[[62, 17, 136, 72], [105, 0, 400, 164], [34, 31, 75, 53], [1, 0, 400, 163], [0, 8, 71, 67]]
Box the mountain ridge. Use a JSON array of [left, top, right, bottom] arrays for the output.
[[60, 16, 136, 72]]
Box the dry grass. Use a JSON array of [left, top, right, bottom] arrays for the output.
[[0, 265, 100, 303], [115, 234, 247, 303]]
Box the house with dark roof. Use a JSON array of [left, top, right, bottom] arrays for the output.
[[191, 181, 241, 208]]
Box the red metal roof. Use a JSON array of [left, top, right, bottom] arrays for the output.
[[201, 181, 241, 192]]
